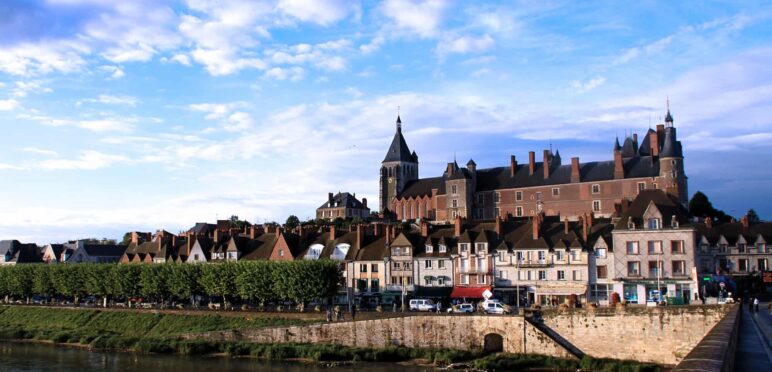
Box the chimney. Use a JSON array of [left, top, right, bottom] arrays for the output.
[[420, 220, 429, 237], [447, 162, 455, 175], [649, 129, 660, 158], [582, 215, 588, 242], [373, 223, 382, 237], [390, 224, 397, 240], [495, 216, 502, 235], [362, 197, 367, 209], [275, 226, 282, 238], [543, 150, 551, 179], [614, 149, 624, 179], [213, 229, 220, 243], [131, 232, 139, 244], [330, 226, 337, 241], [704, 217, 713, 229], [587, 212, 594, 228], [454, 215, 463, 237], [564, 217, 569, 235], [328, 192, 334, 207], [632, 133, 638, 151], [299, 225, 307, 243], [249, 225, 257, 239], [185, 237, 193, 256], [171, 235, 177, 247], [385, 225, 392, 245], [741, 215, 749, 229], [356, 224, 364, 249], [571, 157, 580, 183], [528, 151, 535, 175], [510, 155, 517, 177], [532, 215, 541, 240]]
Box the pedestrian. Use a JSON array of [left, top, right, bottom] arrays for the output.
[[754, 297, 760, 313], [436, 301, 442, 314], [351, 305, 356, 321], [326, 308, 332, 323], [392, 302, 397, 312]]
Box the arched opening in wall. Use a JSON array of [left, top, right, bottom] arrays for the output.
[[483, 333, 504, 353]]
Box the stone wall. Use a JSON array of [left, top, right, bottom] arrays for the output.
[[540, 305, 730, 366]]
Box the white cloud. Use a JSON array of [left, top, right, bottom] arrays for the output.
[[360, 35, 385, 54], [12, 81, 53, 97], [572, 77, 606, 93], [381, 0, 447, 38], [437, 34, 495, 57], [19, 114, 136, 132], [0, 99, 20, 111], [263, 66, 306, 81], [22, 147, 58, 156], [0, 162, 25, 171], [277, 0, 355, 26], [79, 94, 139, 106], [171, 54, 192, 66], [38, 150, 127, 170], [99, 65, 125, 79], [190, 48, 267, 76], [470, 68, 491, 77], [188, 102, 247, 120], [0, 40, 89, 76]]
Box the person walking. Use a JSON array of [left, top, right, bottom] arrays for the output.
[[392, 302, 397, 313], [754, 297, 760, 313], [436, 301, 442, 314], [326, 308, 333, 323]]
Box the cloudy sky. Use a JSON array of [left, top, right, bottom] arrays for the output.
[[1, 0, 771, 243]]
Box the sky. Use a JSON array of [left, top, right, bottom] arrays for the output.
[[1, 0, 771, 244]]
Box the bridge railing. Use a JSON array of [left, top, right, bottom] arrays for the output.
[[672, 304, 740, 372]]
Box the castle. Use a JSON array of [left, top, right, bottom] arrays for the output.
[[380, 107, 687, 222]]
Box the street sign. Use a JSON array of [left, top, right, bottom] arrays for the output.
[[482, 289, 492, 300]]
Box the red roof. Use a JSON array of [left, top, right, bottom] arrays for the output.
[[450, 286, 492, 299]]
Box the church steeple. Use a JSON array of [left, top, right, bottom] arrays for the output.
[[664, 98, 674, 127], [380, 114, 419, 215], [396, 115, 402, 131]]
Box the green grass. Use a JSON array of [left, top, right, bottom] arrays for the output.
[[471, 353, 662, 372]]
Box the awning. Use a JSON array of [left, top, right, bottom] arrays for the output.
[[535, 286, 587, 295], [450, 286, 492, 299], [415, 286, 453, 298]]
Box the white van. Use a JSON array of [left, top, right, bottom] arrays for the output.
[[483, 301, 510, 315], [409, 299, 436, 311]]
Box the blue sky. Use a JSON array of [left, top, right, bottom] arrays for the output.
[[1, 0, 771, 243]]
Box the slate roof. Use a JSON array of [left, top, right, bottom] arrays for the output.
[[696, 222, 772, 246], [189, 222, 216, 235], [318, 192, 369, 210], [82, 244, 126, 257], [383, 117, 416, 163], [615, 189, 689, 229], [0, 240, 43, 263], [660, 127, 683, 158]]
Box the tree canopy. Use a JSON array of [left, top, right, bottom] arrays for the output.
[[689, 191, 732, 223]]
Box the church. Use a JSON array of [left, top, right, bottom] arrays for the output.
[[379, 108, 687, 222]]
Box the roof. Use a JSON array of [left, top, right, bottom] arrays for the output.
[[660, 127, 683, 158], [82, 244, 126, 257], [189, 222, 216, 235], [621, 137, 637, 158], [615, 189, 689, 229], [398, 177, 444, 199], [318, 192, 369, 210], [0, 240, 43, 263], [696, 221, 772, 245], [383, 120, 416, 163]]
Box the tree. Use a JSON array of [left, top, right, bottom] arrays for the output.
[[198, 263, 238, 308], [272, 260, 341, 310], [229, 215, 250, 229], [235, 261, 275, 305], [121, 232, 132, 245], [84, 264, 112, 307], [689, 191, 732, 223], [32, 265, 56, 301], [168, 264, 201, 302], [110, 264, 141, 303], [285, 215, 300, 230], [747, 209, 762, 224], [139, 264, 170, 304]]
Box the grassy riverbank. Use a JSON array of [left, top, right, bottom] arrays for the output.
[[0, 305, 661, 371]]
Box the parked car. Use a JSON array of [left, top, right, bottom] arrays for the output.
[[447, 303, 475, 314], [409, 299, 436, 311], [483, 301, 511, 315]]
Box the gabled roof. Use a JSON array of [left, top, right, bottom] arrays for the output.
[[615, 189, 689, 229], [0, 240, 42, 263], [383, 120, 415, 163], [189, 222, 216, 235], [318, 192, 369, 210], [82, 244, 126, 257], [240, 233, 277, 260]]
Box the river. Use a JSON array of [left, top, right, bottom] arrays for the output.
[[0, 342, 433, 372]]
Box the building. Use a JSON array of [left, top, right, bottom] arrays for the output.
[[317, 192, 370, 220], [379, 107, 687, 223], [0, 240, 42, 265], [695, 217, 771, 281], [611, 190, 697, 305]]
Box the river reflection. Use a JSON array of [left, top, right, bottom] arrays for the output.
[[0, 342, 432, 372]]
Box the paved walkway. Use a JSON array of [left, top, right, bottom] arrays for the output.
[[735, 302, 772, 371]]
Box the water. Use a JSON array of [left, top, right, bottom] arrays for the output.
[[0, 342, 433, 372]]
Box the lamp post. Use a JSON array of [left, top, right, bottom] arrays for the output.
[[516, 253, 521, 309]]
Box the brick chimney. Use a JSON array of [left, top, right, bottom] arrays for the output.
[[447, 162, 455, 175], [356, 224, 364, 249], [171, 235, 178, 247], [741, 215, 749, 229], [275, 226, 282, 238], [131, 232, 139, 244], [385, 225, 392, 245], [656, 124, 665, 145], [185, 237, 193, 256], [495, 216, 502, 235], [571, 157, 580, 183], [528, 151, 535, 175], [373, 223, 382, 237], [390, 224, 397, 240], [532, 215, 541, 240], [582, 215, 588, 242], [454, 215, 463, 237], [704, 217, 713, 229], [328, 192, 334, 206], [564, 217, 569, 235], [362, 197, 367, 209], [213, 229, 219, 243], [614, 149, 624, 179], [248, 225, 257, 239], [632, 133, 638, 150], [330, 226, 337, 240], [543, 150, 551, 179], [587, 212, 594, 228], [510, 155, 517, 177], [420, 220, 429, 237], [649, 129, 660, 158]]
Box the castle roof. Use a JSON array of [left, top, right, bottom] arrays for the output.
[[383, 116, 415, 163]]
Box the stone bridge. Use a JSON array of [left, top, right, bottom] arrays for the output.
[[187, 305, 732, 366]]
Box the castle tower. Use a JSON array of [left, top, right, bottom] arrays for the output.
[[658, 104, 688, 205], [380, 115, 418, 214]]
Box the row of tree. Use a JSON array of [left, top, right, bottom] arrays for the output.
[[0, 260, 341, 308]]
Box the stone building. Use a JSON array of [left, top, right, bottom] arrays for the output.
[[379, 107, 688, 223], [611, 190, 697, 305], [695, 217, 771, 277], [317, 192, 370, 220]]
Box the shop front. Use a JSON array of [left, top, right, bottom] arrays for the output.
[[534, 284, 587, 307]]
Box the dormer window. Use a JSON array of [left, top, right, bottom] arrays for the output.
[[671, 215, 679, 228], [426, 245, 433, 253], [439, 245, 446, 253], [647, 218, 661, 230], [460, 243, 468, 253], [476, 243, 486, 254], [627, 217, 635, 230]]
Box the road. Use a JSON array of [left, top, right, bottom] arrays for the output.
[[735, 301, 772, 371]]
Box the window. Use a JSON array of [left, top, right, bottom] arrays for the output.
[[460, 243, 468, 252], [393, 247, 401, 255], [279, 249, 285, 257], [538, 270, 546, 280], [461, 258, 469, 270], [438, 260, 445, 269], [498, 253, 506, 262], [439, 245, 446, 253], [425, 245, 433, 253], [647, 218, 661, 230], [648, 241, 663, 254], [595, 248, 607, 259], [593, 200, 601, 212], [477, 257, 486, 271], [476, 243, 486, 253], [738, 244, 746, 253], [555, 250, 564, 261], [515, 191, 523, 201], [516, 251, 524, 262], [557, 270, 565, 280], [360, 264, 367, 272], [498, 270, 508, 279], [494, 207, 500, 217], [477, 194, 484, 204], [700, 259, 711, 273], [671, 240, 685, 254], [552, 187, 560, 196], [425, 277, 432, 285], [516, 206, 523, 217], [626, 241, 639, 254], [451, 184, 457, 194], [478, 275, 486, 284], [493, 192, 500, 203], [535, 192, 542, 201], [393, 262, 400, 270], [573, 270, 582, 280], [597, 265, 608, 279], [357, 279, 368, 292], [461, 275, 469, 284], [648, 261, 660, 277], [438, 277, 446, 285], [452, 199, 458, 208], [407, 276, 413, 285], [425, 260, 432, 269], [739, 259, 748, 272], [391, 276, 398, 285], [228, 251, 237, 260], [371, 264, 378, 273], [628, 261, 640, 276], [402, 262, 410, 270], [758, 259, 768, 271], [537, 251, 545, 261], [758, 243, 767, 253], [592, 184, 600, 194], [194, 254, 200, 260], [700, 244, 709, 253], [638, 182, 646, 191], [370, 279, 379, 292], [477, 208, 484, 219], [452, 210, 457, 219], [672, 261, 685, 276], [715, 244, 726, 253], [571, 250, 580, 261]]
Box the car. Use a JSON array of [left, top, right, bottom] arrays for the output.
[[447, 303, 475, 314], [409, 299, 436, 311], [483, 301, 511, 315]]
